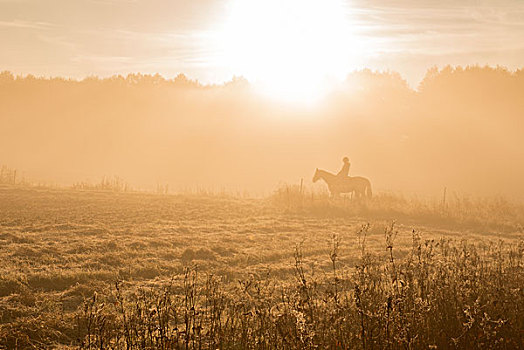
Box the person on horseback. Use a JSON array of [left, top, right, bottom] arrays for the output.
[[337, 157, 350, 178]]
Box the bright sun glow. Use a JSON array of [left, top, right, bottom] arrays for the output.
[[219, 0, 360, 104]]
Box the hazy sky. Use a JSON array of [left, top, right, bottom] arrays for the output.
[[1, 0, 524, 87]]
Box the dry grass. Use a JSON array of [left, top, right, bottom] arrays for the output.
[[272, 184, 524, 232], [0, 185, 522, 348]]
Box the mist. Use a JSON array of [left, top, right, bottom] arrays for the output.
[[1, 66, 523, 199]]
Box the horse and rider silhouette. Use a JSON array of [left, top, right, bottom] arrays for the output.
[[313, 157, 372, 198]]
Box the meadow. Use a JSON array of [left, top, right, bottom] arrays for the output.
[[0, 184, 523, 349]]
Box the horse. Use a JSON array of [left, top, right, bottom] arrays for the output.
[[313, 168, 372, 199]]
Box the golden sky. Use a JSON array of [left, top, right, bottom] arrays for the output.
[[2, 0, 524, 88]]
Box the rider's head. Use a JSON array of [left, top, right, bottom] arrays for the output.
[[343, 157, 349, 164]]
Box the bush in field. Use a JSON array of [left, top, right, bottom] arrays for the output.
[[72, 176, 130, 192], [0, 165, 18, 185], [76, 224, 524, 349], [270, 183, 308, 210]]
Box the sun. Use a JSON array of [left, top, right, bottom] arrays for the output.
[[218, 0, 360, 104]]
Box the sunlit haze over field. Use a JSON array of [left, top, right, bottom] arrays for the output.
[[2, 1, 524, 349], [1, 0, 524, 198]]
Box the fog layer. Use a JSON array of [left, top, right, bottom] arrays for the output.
[[1, 67, 523, 198]]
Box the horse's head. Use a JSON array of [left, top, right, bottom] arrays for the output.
[[312, 168, 320, 183]]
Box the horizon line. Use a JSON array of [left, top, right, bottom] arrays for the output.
[[2, 63, 524, 91]]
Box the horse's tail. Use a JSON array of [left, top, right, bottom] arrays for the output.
[[366, 181, 372, 199]]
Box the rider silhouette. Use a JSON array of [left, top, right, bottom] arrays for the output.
[[337, 157, 350, 178]]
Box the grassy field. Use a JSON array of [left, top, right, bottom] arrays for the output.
[[0, 185, 523, 349]]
